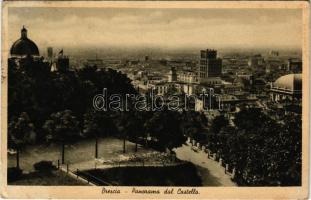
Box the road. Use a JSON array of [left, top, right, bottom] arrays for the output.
[[174, 144, 236, 186]]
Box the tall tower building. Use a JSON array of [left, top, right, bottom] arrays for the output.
[[47, 47, 53, 59], [55, 50, 69, 72], [199, 49, 222, 83], [168, 66, 177, 82]]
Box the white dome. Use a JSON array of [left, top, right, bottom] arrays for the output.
[[273, 74, 302, 91]]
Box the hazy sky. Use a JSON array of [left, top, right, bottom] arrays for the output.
[[8, 7, 302, 50]]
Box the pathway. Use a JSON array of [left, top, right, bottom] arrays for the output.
[[174, 144, 236, 186], [8, 137, 155, 173]]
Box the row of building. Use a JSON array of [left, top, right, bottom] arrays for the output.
[[9, 26, 303, 121]]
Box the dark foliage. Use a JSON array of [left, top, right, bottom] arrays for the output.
[[181, 110, 208, 141], [144, 108, 186, 151], [206, 108, 301, 186], [7, 167, 23, 182], [33, 161, 56, 172], [8, 59, 192, 160]]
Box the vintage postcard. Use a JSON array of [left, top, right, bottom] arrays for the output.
[[0, 1, 309, 199]]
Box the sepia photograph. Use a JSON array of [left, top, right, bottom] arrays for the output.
[[1, 1, 309, 199]]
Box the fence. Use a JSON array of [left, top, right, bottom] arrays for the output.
[[75, 169, 113, 185], [95, 160, 182, 168], [53, 159, 113, 186], [186, 137, 236, 179], [54, 157, 184, 186]]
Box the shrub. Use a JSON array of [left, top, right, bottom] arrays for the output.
[[33, 161, 56, 172], [7, 167, 23, 182]]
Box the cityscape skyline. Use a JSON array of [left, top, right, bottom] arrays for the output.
[[5, 2, 305, 192], [9, 8, 302, 50]]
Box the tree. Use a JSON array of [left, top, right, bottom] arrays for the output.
[[119, 112, 130, 153], [200, 112, 208, 126], [216, 108, 302, 186], [146, 109, 186, 151], [274, 113, 302, 185], [8, 112, 35, 169], [211, 115, 229, 134], [8, 58, 138, 146], [123, 111, 145, 152], [234, 108, 269, 132], [43, 110, 80, 164], [180, 111, 208, 141], [83, 110, 113, 158]]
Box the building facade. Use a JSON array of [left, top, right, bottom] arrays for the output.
[[9, 27, 51, 73], [178, 70, 199, 84], [287, 59, 302, 72], [10, 26, 40, 57], [199, 49, 222, 83], [168, 66, 178, 82]]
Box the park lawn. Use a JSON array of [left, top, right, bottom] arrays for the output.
[[9, 170, 88, 186], [8, 137, 155, 173], [78, 162, 202, 186]]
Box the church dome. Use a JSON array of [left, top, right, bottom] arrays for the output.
[[273, 74, 302, 91], [10, 26, 39, 56]]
